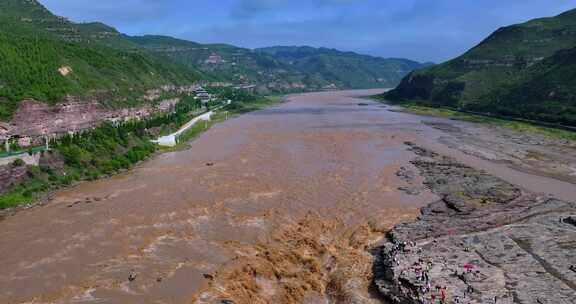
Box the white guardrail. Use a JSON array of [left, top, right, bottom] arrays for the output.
[[152, 101, 231, 147]]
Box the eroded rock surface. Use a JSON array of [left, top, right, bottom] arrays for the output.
[[374, 143, 576, 304], [425, 121, 576, 184], [6, 85, 195, 138], [0, 162, 27, 193]]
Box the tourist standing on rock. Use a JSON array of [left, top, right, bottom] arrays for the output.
[[465, 284, 473, 296], [440, 287, 447, 304]]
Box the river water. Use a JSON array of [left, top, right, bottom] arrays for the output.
[[1, 89, 574, 304]]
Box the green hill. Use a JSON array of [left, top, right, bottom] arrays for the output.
[[0, 0, 428, 121], [128, 36, 429, 92], [257, 46, 429, 89], [0, 0, 201, 120], [385, 8, 576, 126], [474, 46, 576, 125], [127, 35, 329, 92]]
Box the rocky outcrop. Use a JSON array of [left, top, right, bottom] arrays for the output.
[[385, 73, 436, 101], [374, 143, 576, 303], [38, 151, 65, 172], [0, 162, 28, 193], [7, 87, 192, 138], [11, 100, 108, 136]]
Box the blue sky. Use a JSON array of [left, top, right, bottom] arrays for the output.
[[40, 0, 575, 63]]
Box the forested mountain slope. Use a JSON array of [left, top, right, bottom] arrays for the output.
[[257, 46, 430, 89], [0, 0, 428, 120], [385, 8, 576, 126], [0, 0, 200, 120], [128, 36, 430, 93], [126, 35, 314, 93]]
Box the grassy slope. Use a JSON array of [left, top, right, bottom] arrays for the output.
[[477, 46, 576, 125], [0, 0, 200, 120], [386, 8, 576, 126]]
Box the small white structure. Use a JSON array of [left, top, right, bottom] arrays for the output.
[[152, 111, 214, 147]]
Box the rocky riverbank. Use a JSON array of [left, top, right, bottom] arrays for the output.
[[423, 121, 576, 185], [374, 142, 576, 303]]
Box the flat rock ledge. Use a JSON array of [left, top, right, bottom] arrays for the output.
[[374, 142, 576, 304]]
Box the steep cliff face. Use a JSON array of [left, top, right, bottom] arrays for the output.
[[8, 91, 183, 138], [386, 8, 576, 126]]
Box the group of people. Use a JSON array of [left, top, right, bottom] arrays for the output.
[[390, 239, 492, 304]]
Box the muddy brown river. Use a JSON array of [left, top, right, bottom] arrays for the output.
[[1, 90, 575, 304]]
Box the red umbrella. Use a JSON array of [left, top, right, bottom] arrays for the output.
[[463, 263, 475, 271]]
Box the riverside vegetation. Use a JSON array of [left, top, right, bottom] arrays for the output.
[[0, 90, 278, 210], [375, 98, 576, 142]]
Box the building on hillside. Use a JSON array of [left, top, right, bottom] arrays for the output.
[[16, 136, 32, 148], [193, 87, 212, 107], [234, 84, 257, 93], [205, 53, 224, 64]]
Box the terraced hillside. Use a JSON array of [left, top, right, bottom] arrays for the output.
[[386, 8, 576, 126]]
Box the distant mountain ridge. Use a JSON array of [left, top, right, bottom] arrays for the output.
[[126, 35, 312, 93], [127, 37, 430, 93], [385, 8, 576, 126], [0, 0, 427, 120], [256, 46, 430, 89]]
